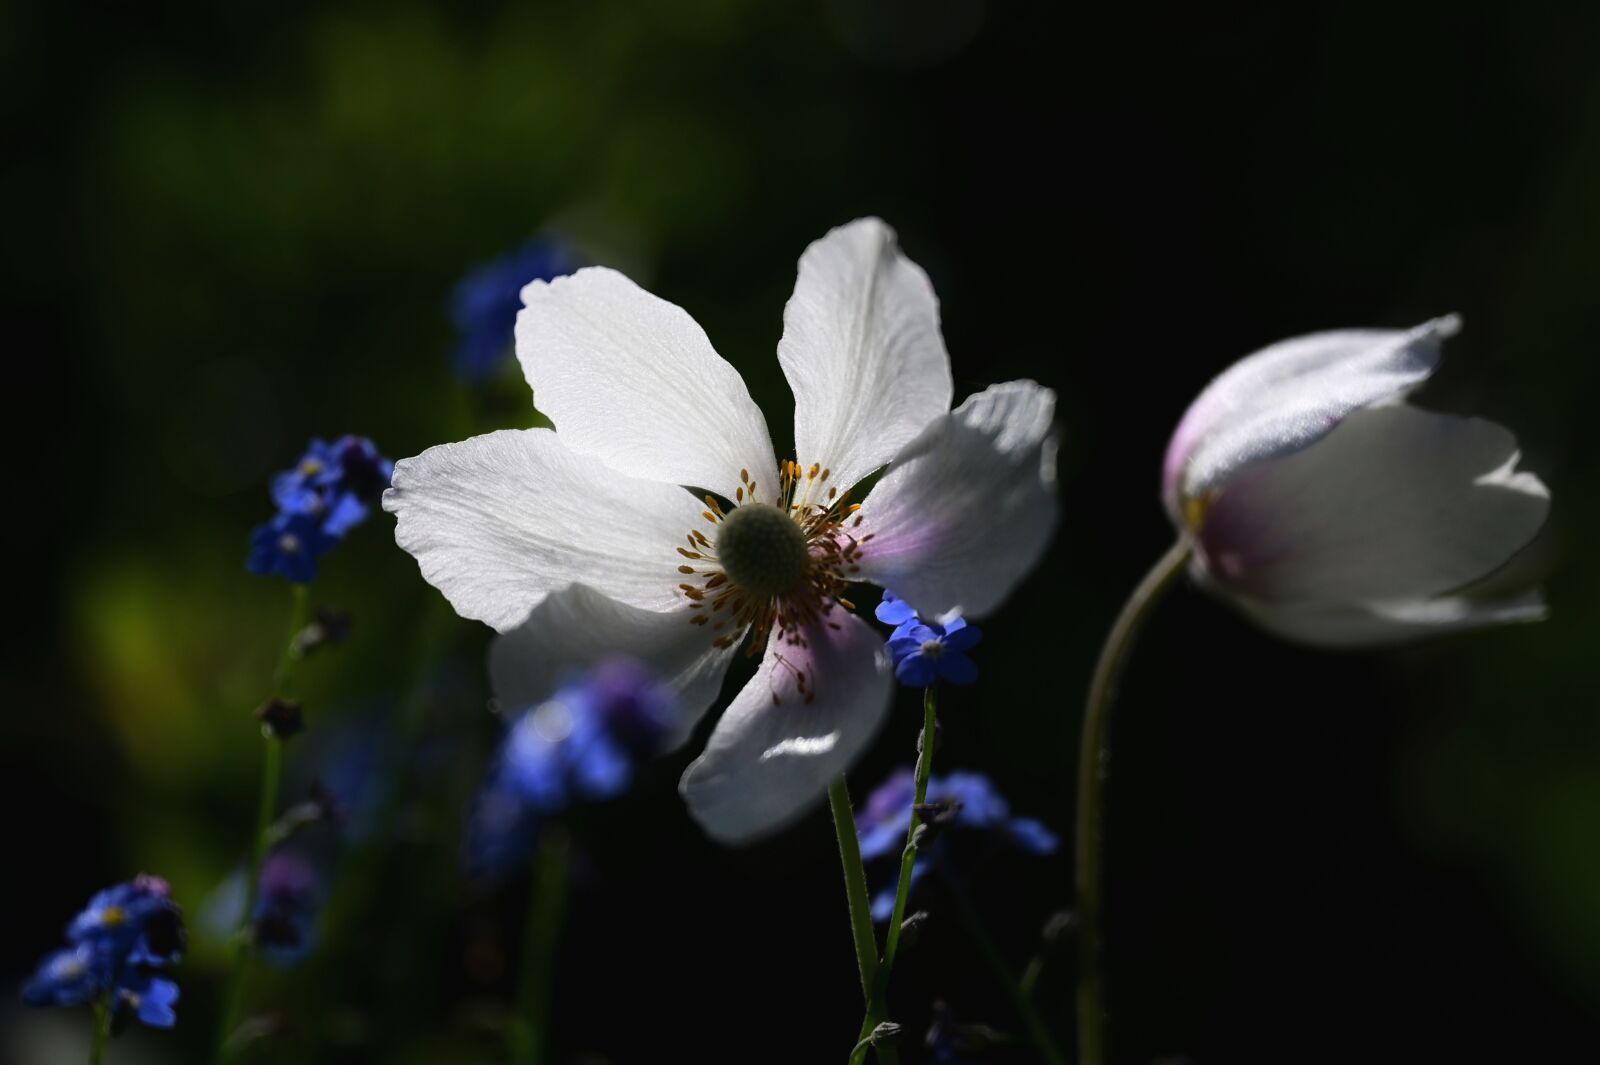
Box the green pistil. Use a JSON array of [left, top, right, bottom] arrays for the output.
[[715, 503, 809, 598]]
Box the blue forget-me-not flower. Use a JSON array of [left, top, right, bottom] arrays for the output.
[[451, 238, 578, 381], [857, 768, 1058, 921], [468, 657, 674, 876], [23, 875, 185, 1030], [248, 435, 393, 583], [252, 850, 322, 967], [876, 589, 982, 686]]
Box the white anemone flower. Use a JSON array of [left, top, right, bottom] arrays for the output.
[[384, 219, 1058, 843], [1161, 314, 1550, 647]]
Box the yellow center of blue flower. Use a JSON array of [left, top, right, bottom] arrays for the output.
[[101, 905, 127, 926], [714, 503, 810, 599]]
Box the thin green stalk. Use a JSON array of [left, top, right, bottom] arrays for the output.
[[1076, 541, 1190, 1065], [510, 831, 571, 1065], [1019, 953, 1045, 997], [829, 776, 880, 1003], [215, 583, 311, 1061], [850, 686, 939, 1065], [240, 740, 283, 938], [271, 584, 311, 693], [89, 998, 111, 1065], [936, 860, 1068, 1065]]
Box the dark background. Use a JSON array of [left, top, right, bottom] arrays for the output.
[[6, 1, 1599, 1062]]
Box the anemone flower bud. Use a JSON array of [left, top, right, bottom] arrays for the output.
[[1161, 315, 1550, 646]]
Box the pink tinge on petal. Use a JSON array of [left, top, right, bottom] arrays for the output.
[[1160, 317, 1457, 525], [679, 606, 894, 844], [1191, 404, 1549, 608], [1160, 392, 1219, 519]]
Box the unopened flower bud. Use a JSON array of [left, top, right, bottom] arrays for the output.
[[255, 698, 305, 740], [899, 910, 930, 948], [293, 607, 352, 657], [868, 1022, 903, 1046]]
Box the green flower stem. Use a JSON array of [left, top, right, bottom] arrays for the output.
[[936, 859, 1068, 1065], [829, 775, 880, 1004], [89, 998, 111, 1065], [849, 686, 939, 1065], [1076, 541, 1190, 1065], [271, 583, 311, 694], [510, 830, 571, 1065], [1019, 952, 1046, 997], [215, 583, 311, 1061]]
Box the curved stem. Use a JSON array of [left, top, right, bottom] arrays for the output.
[[850, 686, 939, 1065], [830, 775, 880, 1005], [1076, 541, 1190, 1065], [510, 830, 571, 1065]]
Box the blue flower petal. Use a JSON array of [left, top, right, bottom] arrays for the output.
[[886, 636, 924, 662], [895, 653, 938, 687], [1006, 817, 1061, 854], [874, 590, 918, 626], [935, 651, 979, 685], [941, 622, 982, 653]]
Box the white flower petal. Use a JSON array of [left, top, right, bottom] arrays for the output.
[[489, 584, 740, 749], [1195, 404, 1549, 606], [852, 381, 1059, 619], [679, 608, 893, 844], [515, 267, 777, 500], [778, 218, 953, 492], [1229, 589, 1547, 649], [384, 429, 703, 631], [1164, 316, 1457, 518]]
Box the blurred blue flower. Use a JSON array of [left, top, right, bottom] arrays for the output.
[[252, 850, 321, 967], [249, 436, 393, 582], [467, 775, 543, 881], [115, 972, 180, 1029], [247, 512, 339, 584], [21, 944, 108, 1007], [857, 769, 1058, 921], [22, 876, 184, 1030], [68, 875, 185, 967], [468, 657, 673, 876], [451, 238, 578, 381]]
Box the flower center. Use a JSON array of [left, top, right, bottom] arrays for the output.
[[674, 462, 879, 682], [714, 503, 809, 598], [920, 639, 945, 658]]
